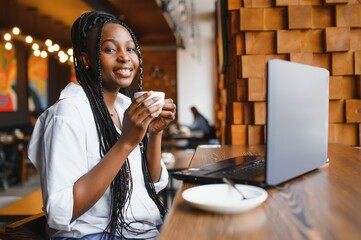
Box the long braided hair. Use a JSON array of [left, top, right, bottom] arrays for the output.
[[70, 11, 167, 237]]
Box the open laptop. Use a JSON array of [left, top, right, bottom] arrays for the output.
[[171, 59, 329, 187]]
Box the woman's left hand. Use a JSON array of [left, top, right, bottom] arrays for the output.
[[149, 98, 176, 133]]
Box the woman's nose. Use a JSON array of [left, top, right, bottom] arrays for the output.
[[116, 50, 130, 62]]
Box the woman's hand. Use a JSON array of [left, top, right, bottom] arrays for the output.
[[149, 98, 176, 134], [119, 92, 165, 148]]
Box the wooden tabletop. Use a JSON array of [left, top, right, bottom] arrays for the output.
[[159, 143, 361, 240], [0, 189, 43, 221], [163, 149, 195, 171]]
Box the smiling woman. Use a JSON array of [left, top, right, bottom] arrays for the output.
[[27, 11, 177, 239]]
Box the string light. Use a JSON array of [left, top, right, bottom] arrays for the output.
[[4, 33, 11, 41], [12, 27, 20, 35], [32, 43, 39, 50], [1, 26, 72, 65], [5, 42, 12, 50], [25, 36, 33, 43]]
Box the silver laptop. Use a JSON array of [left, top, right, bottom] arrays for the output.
[[172, 59, 329, 187]]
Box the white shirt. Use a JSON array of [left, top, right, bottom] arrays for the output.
[[28, 83, 169, 239]]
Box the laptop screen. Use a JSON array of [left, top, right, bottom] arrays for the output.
[[266, 59, 329, 185]]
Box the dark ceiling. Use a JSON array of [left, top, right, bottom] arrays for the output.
[[0, 0, 178, 49]]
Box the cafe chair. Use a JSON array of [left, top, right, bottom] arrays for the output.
[[0, 141, 22, 190], [0, 143, 9, 190]]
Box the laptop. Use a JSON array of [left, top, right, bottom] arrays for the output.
[[171, 59, 329, 187]]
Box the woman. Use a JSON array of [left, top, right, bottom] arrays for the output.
[[28, 11, 176, 239]]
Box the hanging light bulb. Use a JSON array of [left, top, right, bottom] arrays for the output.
[[67, 48, 73, 56], [4, 33, 11, 41], [53, 44, 60, 52], [12, 27, 20, 35], [47, 45, 55, 52], [25, 35, 33, 43], [59, 54, 69, 63], [5, 42, 13, 50], [34, 49, 41, 56], [32, 43, 39, 50], [40, 50, 48, 58], [45, 39, 52, 47]]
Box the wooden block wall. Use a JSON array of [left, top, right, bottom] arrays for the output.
[[215, 0, 361, 146]]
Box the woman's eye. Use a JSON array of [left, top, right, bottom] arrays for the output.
[[105, 48, 116, 53], [127, 47, 135, 53]]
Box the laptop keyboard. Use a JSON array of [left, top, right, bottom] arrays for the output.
[[213, 159, 265, 179]]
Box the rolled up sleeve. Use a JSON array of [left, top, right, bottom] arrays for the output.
[[153, 161, 169, 193]]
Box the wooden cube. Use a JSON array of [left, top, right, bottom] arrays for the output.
[[240, 8, 264, 31], [350, 29, 361, 51], [312, 54, 331, 71], [300, 0, 322, 4], [312, 6, 333, 29], [244, 102, 254, 124], [254, 101, 266, 125], [235, 33, 245, 56], [335, 4, 361, 27], [275, 0, 299, 6], [277, 30, 302, 53], [241, 55, 266, 78], [245, 31, 276, 55], [332, 52, 354, 76], [231, 124, 248, 145], [355, 51, 361, 75], [341, 76, 357, 99], [228, 0, 241, 10], [329, 100, 345, 123], [359, 124, 361, 146], [236, 79, 248, 101], [248, 77, 266, 101], [329, 76, 342, 100], [325, 27, 351, 52], [290, 53, 331, 72], [237, 56, 243, 79], [288, 6, 312, 29], [230, 10, 240, 35], [290, 52, 313, 65], [248, 125, 265, 144], [264, 7, 287, 30], [231, 102, 244, 124], [328, 123, 359, 146], [252, 0, 273, 8], [346, 99, 361, 123], [243, 0, 252, 8], [325, 0, 350, 3], [303, 30, 323, 53], [357, 76, 361, 98], [265, 54, 288, 63]]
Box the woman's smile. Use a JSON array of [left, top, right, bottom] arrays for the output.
[[114, 67, 133, 78]]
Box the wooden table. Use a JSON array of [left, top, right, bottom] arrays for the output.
[[159, 143, 361, 240], [163, 149, 195, 171], [162, 131, 210, 150], [0, 189, 43, 221]]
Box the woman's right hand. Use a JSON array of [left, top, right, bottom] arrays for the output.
[[118, 91, 164, 148]]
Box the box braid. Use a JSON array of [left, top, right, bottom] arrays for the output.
[[70, 11, 167, 238]]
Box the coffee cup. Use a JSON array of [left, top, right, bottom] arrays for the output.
[[134, 91, 165, 107]]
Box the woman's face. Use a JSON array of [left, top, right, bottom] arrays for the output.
[[87, 23, 140, 91]]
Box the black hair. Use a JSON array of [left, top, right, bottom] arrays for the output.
[[70, 11, 167, 238]]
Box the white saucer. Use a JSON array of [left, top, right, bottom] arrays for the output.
[[182, 184, 268, 214]]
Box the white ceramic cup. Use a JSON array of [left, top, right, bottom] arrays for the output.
[[134, 91, 165, 107]]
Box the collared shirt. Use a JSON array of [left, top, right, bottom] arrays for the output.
[[28, 83, 168, 239]]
